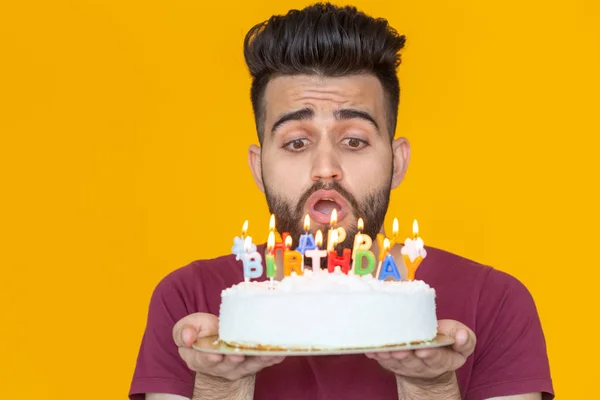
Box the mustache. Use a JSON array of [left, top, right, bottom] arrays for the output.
[[294, 181, 361, 218]]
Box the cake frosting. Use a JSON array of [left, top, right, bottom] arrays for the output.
[[218, 269, 437, 350]]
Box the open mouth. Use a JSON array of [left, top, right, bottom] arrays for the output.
[[313, 198, 341, 215], [305, 190, 350, 225]]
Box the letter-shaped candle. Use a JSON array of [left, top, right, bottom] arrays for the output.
[[378, 238, 401, 281], [305, 230, 327, 273], [283, 236, 303, 276], [266, 231, 276, 279], [242, 236, 263, 280], [297, 215, 317, 254]]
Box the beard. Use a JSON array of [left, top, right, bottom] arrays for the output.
[[263, 175, 392, 269]]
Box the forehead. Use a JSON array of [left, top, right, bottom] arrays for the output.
[[263, 74, 386, 118]]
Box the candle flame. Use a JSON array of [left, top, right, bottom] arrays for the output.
[[267, 231, 275, 251], [304, 214, 310, 232], [269, 214, 275, 231], [285, 235, 292, 249], [413, 219, 419, 239], [330, 229, 339, 247], [357, 218, 364, 232], [242, 220, 248, 237], [315, 230, 323, 247], [383, 238, 391, 252], [330, 208, 337, 227], [244, 235, 252, 252], [392, 218, 399, 238]]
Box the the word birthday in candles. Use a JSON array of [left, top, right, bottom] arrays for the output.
[[231, 216, 427, 281]]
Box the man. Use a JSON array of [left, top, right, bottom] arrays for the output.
[[130, 3, 553, 399]]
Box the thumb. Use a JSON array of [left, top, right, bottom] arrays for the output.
[[437, 319, 476, 358], [173, 312, 219, 348]]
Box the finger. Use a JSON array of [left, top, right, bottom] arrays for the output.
[[373, 351, 392, 360], [178, 348, 223, 371], [173, 313, 219, 347], [390, 350, 411, 360], [238, 355, 285, 376], [414, 347, 457, 371], [437, 320, 476, 358], [222, 355, 245, 366], [452, 329, 476, 358], [258, 356, 286, 364]]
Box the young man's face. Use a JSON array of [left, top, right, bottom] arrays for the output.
[[249, 74, 409, 249]]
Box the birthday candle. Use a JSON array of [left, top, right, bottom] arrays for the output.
[[297, 214, 317, 255], [327, 209, 338, 252], [232, 220, 256, 260], [283, 236, 303, 276], [305, 230, 327, 274], [242, 236, 263, 281], [375, 218, 399, 271], [401, 219, 427, 280], [266, 231, 276, 283], [378, 238, 401, 281]]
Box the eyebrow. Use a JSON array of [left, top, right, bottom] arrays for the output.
[[270, 107, 380, 136], [271, 108, 314, 135], [334, 108, 379, 132]]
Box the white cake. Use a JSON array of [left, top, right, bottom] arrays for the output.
[[218, 270, 437, 350]]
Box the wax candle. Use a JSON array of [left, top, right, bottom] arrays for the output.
[[351, 219, 373, 273], [297, 214, 317, 254], [232, 220, 256, 260], [354, 247, 376, 276], [283, 235, 303, 276], [375, 218, 398, 270], [273, 231, 290, 256], [401, 219, 427, 280], [378, 238, 401, 280], [305, 230, 327, 274], [266, 231, 276, 281], [327, 230, 351, 274], [327, 208, 337, 252], [242, 236, 263, 281]]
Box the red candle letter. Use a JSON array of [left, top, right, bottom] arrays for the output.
[[327, 249, 351, 274]]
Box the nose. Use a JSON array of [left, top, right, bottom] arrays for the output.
[[310, 142, 343, 182]]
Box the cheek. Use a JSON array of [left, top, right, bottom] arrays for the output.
[[262, 155, 307, 197], [343, 152, 392, 190]]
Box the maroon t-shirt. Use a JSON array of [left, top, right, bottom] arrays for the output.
[[129, 246, 554, 399]]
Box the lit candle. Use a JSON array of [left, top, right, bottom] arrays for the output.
[[327, 209, 338, 252], [401, 219, 427, 280], [375, 218, 399, 269], [378, 238, 401, 280], [305, 230, 327, 274], [327, 229, 352, 274], [297, 214, 317, 254], [354, 246, 376, 276], [266, 231, 276, 284], [232, 220, 256, 260], [242, 236, 263, 282], [351, 218, 373, 272], [283, 235, 303, 276]]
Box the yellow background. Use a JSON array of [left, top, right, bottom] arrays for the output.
[[1, 0, 598, 398]]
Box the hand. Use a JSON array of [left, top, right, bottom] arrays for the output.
[[173, 312, 285, 381], [365, 319, 476, 382]]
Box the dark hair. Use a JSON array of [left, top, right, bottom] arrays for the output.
[[244, 2, 406, 143]]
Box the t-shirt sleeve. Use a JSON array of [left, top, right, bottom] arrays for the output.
[[465, 269, 554, 400], [129, 265, 203, 400]]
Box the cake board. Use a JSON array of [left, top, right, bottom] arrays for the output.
[[193, 334, 454, 356]]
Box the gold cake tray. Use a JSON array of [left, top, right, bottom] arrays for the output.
[[192, 334, 454, 356]]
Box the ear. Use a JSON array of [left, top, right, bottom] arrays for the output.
[[248, 144, 265, 193], [391, 137, 410, 189]]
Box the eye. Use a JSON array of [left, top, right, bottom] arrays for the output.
[[284, 139, 310, 151], [342, 137, 368, 149]]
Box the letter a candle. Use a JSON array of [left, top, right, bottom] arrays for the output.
[[400, 220, 427, 280]]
